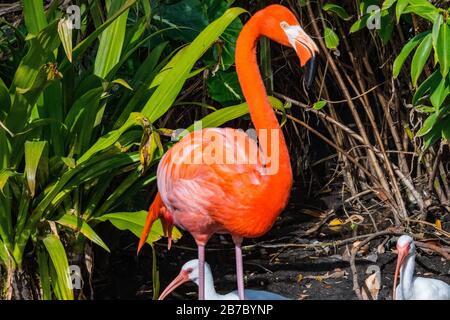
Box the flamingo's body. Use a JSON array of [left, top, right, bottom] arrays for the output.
[[394, 235, 450, 300], [158, 260, 290, 300], [138, 4, 318, 300]]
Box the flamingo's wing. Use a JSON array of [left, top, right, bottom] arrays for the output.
[[157, 128, 267, 235]]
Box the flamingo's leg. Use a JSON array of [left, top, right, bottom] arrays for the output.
[[232, 235, 245, 300], [197, 244, 205, 300]]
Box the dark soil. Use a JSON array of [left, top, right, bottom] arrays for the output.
[[91, 185, 450, 300]]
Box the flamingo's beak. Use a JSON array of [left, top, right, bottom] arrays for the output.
[[281, 23, 319, 90], [158, 270, 190, 300], [393, 244, 410, 300]]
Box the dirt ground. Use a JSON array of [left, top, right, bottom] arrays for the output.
[[92, 185, 450, 300]]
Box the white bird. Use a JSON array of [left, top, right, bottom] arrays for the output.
[[393, 235, 450, 300], [158, 259, 291, 300]]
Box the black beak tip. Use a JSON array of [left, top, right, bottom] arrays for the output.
[[303, 55, 317, 90]]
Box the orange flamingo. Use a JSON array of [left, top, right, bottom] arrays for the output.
[[138, 4, 318, 300]]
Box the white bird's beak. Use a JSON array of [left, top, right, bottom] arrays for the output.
[[393, 244, 410, 300], [158, 270, 190, 300]]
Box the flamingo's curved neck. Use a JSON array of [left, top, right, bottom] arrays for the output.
[[399, 252, 415, 299], [235, 16, 292, 183]]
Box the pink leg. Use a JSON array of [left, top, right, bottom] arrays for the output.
[[198, 244, 205, 300], [232, 235, 245, 300]]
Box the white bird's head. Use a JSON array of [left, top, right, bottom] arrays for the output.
[[158, 259, 210, 300], [393, 235, 416, 299]]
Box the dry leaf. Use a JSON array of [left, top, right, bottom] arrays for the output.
[[361, 269, 381, 300], [298, 294, 309, 300], [435, 219, 442, 230], [297, 274, 304, 283]]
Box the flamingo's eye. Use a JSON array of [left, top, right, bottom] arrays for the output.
[[186, 268, 193, 273], [280, 21, 289, 29]]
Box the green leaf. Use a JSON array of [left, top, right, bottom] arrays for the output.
[[396, 0, 409, 22], [94, 0, 131, 78], [436, 22, 450, 78], [411, 33, 433, 86], [42, 235, 74, 300], [68, 0, 137, 68], [413, 70, 441, 104], [22, 0, 48, 35], [141, 7, 247, 122], [55, 214, 110, 252], [324, 27, 339, 49], [0, 169, 18, 193], [382, 0, 397, 10], [24, 141, 48, 198], [430, 77, 449, 109], [432, 14, 443, 53], [404, 3, 439, 22], [416, 112, 438, 136], [36, 245, 52, 300], [207, 70, 243, 104], [350, 15, 370, 33], [393, 31, 430, 78], [95, 211, 182, 244], [0, 77, 10, 114], [111, 79, 133, 91], [186, 96, 283, 131], [313, 100, 328, 110], [322, 3, 352, 20]]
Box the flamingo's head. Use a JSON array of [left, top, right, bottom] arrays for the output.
[[393, 235, 415, 299], [256, 5, 319, 88], [158, 259, 209, 300]]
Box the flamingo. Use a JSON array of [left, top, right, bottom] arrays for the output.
[[158, 259, 290, 300], [138, 4, 318, 300], [393, 235, 450, 300]]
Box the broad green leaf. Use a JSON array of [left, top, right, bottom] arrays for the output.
[[186, 96, 282, 131], [443, 118, 450, 140], [430, 77, 449, 109], [0, 77, 10, 114], [94, 0, 130, 78], [7, 21, 61, 133], [432, 14, 443, 53], [207, 70, 243, 104], [42, 235, 74, 300], [112, 79, 133, 91], [36, 245, 52, 300], [350, 15, 370, 33], [77, 112, 144, 164], [396, 0, 409, 22], [382, 0, 397, 10], [24, 141, 48, 197], [411, 33, 433, 86], [436, 22, 450, 78], [141, 7, 247, 122], [68, 0, 137, 68], [55, 214, 110, 252], [96, 211, 182, 244], [313, 100, 328, 110], [393, 31, 430, 78], [322, 3, 352, 20], [22, 0, 48, 35], [0, 169, 18, 193], [404, 4, 439, 22], [57, 18, 73, 63], [413, 70, 441, 104], [0, 239, 9, 267], [416, 112, 438, 136], [324, 27, 339, 49]]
